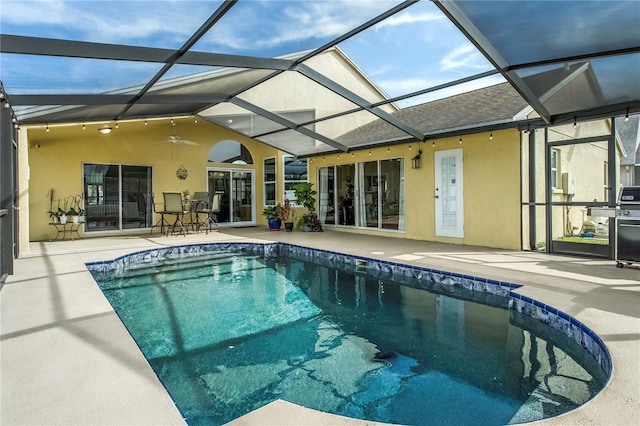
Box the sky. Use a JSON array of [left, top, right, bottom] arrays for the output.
[[0, 0, 505, 107]]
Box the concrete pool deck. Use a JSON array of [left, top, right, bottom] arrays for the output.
[[1, 228, 638, 425]]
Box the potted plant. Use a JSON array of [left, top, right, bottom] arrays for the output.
[[262, 204, 282, 231], [58, 207, 69, 224], [47, 208, 64, 224], [293, 182, 323, 232], [67, 207, 80, 224], [280, 198, 295, 232]]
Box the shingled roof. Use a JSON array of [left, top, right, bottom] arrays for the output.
[[335, 82, 530, 149]]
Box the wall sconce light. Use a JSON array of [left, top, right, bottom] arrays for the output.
[[98, 127, 113, 135], [412, 150, 422, 169]]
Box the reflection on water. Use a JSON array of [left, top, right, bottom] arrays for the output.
[[93, 252, 606, 426]]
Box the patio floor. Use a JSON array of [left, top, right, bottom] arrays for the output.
[[1, 227, 638, 425]]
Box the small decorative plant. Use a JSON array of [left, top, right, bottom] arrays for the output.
[[262, 204, 281, 220], [293, 182, 323, 232], [262, 204, 282, 230]]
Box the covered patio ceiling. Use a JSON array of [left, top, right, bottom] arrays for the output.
[[1, 0, 639, 156]]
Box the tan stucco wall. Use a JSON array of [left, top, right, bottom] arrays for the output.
[[308, 129, 522, 250], [25, 118, 279, 242]]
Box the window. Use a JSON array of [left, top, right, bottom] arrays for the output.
[[208, 140, 253, 164], [550, 148, 560, 188], [264, 157, 276, 206], [283, 155, 307, 203]]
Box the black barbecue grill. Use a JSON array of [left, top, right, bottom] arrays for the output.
[[616, 186, 640, 268], [589, 186, 640, 268]]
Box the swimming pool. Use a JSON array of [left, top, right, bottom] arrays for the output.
[[87, 243, 610, 425]]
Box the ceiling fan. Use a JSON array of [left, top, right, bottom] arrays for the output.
[[162, 122, 199, 146]]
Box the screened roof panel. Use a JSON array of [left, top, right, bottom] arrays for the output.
[[257, 129, 323, 156], [201, 105, 307, 138], [450, 0, 640, 66], [2, 0, 638, 157], [337, 0, 496, 100], [436, 0, 640, 124], [1, 0, 223, 48], [0, 55, 163, 95], [16, 104, 128, 124], [191, 0, 401, 57], [235, 70, 367, 123]]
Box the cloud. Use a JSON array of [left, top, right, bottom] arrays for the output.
[[440, 44, 490, 71], [1, 0, 204, 44], [374, 11, 443, 29]]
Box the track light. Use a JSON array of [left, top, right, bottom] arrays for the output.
[[46, 124, 50, 132], [82, 123, 86, 130], [573, 117, 577, 128], [625, 107, 629, 122], [459, 137, 462, 144], [144, 120, 148, 126], [490, 131, 493, 140], [115, 120, 119, 129]]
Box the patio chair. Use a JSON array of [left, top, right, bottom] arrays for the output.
[[163, 192, 189, 236], [194, 192, 221, 233], [150, 193, 170, 234], [191, 191, 210, 232]]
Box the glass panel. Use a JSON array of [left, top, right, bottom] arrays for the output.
[[192, 0, 399, 56], [361, 160, 379, 228], [208, 140, 253, 164], [380, 158, 402, 230], [121, 166, 152, 230], [232, 171, 253, 222], [337, 164, 356, 226], [282, 155, 308, 185], [318, 167, 336, 225], [441, 155, 458, 229], [83, 164, 119, 232], [208, 170, 230, 224], [264, 158, 276, 206]]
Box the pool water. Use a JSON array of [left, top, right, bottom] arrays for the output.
[[93, 251, 606, 425]]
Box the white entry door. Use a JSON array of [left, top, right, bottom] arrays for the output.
[[435, 149, 464, 238]]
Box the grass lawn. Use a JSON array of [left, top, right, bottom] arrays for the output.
[[556, 236, 609, 245]]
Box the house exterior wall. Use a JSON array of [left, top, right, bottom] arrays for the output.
[[24, 119, 279, 243], [307, 128, 523, 250]]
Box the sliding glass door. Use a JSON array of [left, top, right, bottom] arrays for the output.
[[83, 164, 152, 232], [207, 168, 255, 225], [318, 159, 403, 231]]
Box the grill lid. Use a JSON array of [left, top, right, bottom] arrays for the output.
[[618, 186, 640, 205]]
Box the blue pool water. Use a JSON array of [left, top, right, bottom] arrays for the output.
[[91, 249, 607, 425]]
